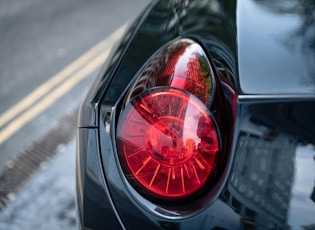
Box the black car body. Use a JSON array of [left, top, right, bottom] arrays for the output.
[[76, 0, 315, 229]]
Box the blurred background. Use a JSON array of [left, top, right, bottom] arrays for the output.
[[0, 0, 148, 228]]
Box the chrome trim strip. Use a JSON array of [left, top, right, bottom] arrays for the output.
[[238, 94, 315, 102]]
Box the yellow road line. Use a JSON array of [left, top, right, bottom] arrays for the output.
[[0, 23, 127, 128], [0, 24, 127, 144]]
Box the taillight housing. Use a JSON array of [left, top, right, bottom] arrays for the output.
[[116, 38, 230, 202]]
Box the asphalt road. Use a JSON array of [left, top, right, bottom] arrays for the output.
[[0, 0, 148, 169], [0, 0, 148, 228]]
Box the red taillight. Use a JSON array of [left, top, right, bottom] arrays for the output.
[[116, 39, 223, 201], [148, 43, 211, 106], [117, 88, 219, 199]]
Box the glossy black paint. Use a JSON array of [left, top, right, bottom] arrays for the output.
[[227, 97, 315, 229], [238, 0, 315, 94], [76, 128, 123, 229], [77, 0, 315, 229]]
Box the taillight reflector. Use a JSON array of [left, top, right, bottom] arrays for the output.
[[117, 87, 219, 199]]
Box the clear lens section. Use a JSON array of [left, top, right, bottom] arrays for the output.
[[117, 88, 219, 199]]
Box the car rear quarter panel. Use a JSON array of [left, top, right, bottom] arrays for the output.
[[77, 0, 315, 229]]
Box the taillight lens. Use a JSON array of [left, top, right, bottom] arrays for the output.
[[116, 39, 222, 200], [117, 88, 219, 199]]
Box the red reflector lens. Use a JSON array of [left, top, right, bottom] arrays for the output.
[[117, 88, 219, 199], [126, 39, 214, 107], [153, 44, 211, 106]]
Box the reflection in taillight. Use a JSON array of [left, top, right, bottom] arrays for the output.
[[117, 88, 219, 199], [116, 38, 226, 201], [125, 39, 214, 107]]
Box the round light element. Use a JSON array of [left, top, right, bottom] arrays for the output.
[[117, 87, 219, 200]]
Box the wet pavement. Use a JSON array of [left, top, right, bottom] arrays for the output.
[[0, 137, 77, 229]]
